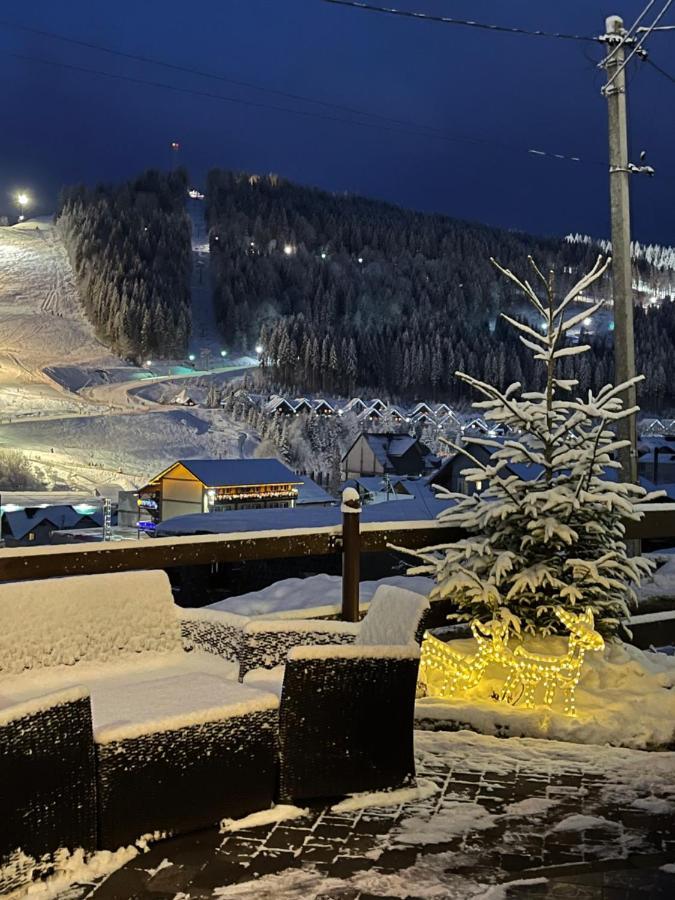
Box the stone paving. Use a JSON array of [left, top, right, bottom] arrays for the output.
[[58, 730, 675, 900]]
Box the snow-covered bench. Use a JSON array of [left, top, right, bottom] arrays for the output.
[[0, 570, 279, 874]]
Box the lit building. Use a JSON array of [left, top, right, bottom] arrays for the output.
[[138, 458, 304, 523]]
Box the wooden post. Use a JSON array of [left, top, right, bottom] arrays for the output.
[[341, 487, 361, 622]]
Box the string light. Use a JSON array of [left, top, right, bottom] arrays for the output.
[[419, 607, 605, 717]]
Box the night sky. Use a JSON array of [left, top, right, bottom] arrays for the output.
[[1, 0, 673, 242]]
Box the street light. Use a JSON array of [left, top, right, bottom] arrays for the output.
[[220, 350, 227, 358], [188, 354, 196, 362], [16, 191, 30, 222], [255, 344, 263, 355]]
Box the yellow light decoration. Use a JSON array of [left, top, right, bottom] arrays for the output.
[[419, 606, 605, 717]]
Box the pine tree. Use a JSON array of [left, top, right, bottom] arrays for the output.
[[402, 256, 658, 638]]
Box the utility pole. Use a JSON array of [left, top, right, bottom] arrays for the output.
[[603, 15, 638, 485]]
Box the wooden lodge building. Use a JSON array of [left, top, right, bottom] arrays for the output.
[[138, 458, 304, 524]]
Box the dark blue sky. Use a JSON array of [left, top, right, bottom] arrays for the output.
[[1, 1, 673, 241]]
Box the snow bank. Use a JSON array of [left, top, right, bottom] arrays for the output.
[[416, 638, 675, 749], [220, 805, 308, 834], [330, 778, 439, 813], [550, 814, 618, 832], [637, 554, 675, 601], [207, 573, 434, 617], [1, 832, 165, 900]]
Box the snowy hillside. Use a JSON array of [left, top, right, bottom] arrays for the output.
[[0, 220, 257, 492]]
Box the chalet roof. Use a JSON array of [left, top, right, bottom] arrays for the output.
[[295, 476, 335, 505], [2, 505, 103, 541], [171, 458, 303, 488], [313, 398, 335, 410], [264, 396, 294, 413], [360, 433, 420, 470]]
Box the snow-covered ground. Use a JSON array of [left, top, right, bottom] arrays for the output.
[[0, 219, 257, 492]]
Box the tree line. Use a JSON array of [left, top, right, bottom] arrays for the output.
[[206, 169, 675, 407], [57, 169, 192, 360]]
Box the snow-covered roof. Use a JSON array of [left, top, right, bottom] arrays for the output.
[[156, 495, 449, 536], [295, 476, 335, 506], [412, 402, 433, 415], [264, 396, 294, 413], [2, 505, 103, 540], [312, 398, 335, 411], [165, 458, 303, 488], [292, 398, 313, 411]]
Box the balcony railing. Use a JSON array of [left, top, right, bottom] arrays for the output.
[[1, 504, 674, 587]]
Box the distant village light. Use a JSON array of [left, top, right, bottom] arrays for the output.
[[255, 344, 263, 354], [220, 350, 227, 357], [188, 354, 196, 362], [284, 244, 295, 256], [358, 256, 364, 264], [321, 251, 327, 259]]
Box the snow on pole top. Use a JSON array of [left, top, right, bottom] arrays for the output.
[[341, 486, 361, 513]]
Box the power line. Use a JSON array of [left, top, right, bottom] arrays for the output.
[[645, 55, 675, 83], [602, 0, 655, 67], [321, 0, 600, 43], [604, 0, 674, 92], [0, 17, 443, 134], [3, 49, 599, 167]]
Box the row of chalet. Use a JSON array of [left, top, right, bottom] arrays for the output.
[[262, 394, 501, 432]]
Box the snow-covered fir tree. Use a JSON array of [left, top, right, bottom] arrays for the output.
[[404, 255, 659, 638]]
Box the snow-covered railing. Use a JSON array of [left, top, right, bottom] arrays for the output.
[[0, 503, 672, 592]]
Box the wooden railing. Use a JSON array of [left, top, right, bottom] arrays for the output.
[[1, 504, 674, 587]]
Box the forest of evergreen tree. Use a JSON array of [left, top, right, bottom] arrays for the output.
[[57, 169, 192, 359], [206, 170, 675, 407]]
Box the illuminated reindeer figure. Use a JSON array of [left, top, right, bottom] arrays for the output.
[[419, 618, 510, 698], [501, 607, 605, 716], [420, 607, 604, 716]]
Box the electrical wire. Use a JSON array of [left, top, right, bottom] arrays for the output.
[[0, 17, 446, 134], [605, 0, 674, 91], [3, 49, 600, 167], [602, 0, 655, 67], [645, 56, 675, 83], [321, 0, 600, 42]]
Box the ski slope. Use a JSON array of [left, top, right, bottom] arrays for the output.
[[0, 220, 256, 492]]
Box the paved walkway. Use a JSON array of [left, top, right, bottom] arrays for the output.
[[59, 730, 675, 899]]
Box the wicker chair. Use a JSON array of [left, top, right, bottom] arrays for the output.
[[276, 586, 429, 801], [0, 688, 97, 893]]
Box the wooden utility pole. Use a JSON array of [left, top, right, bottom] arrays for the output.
[[604, 14, 638, 485]]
